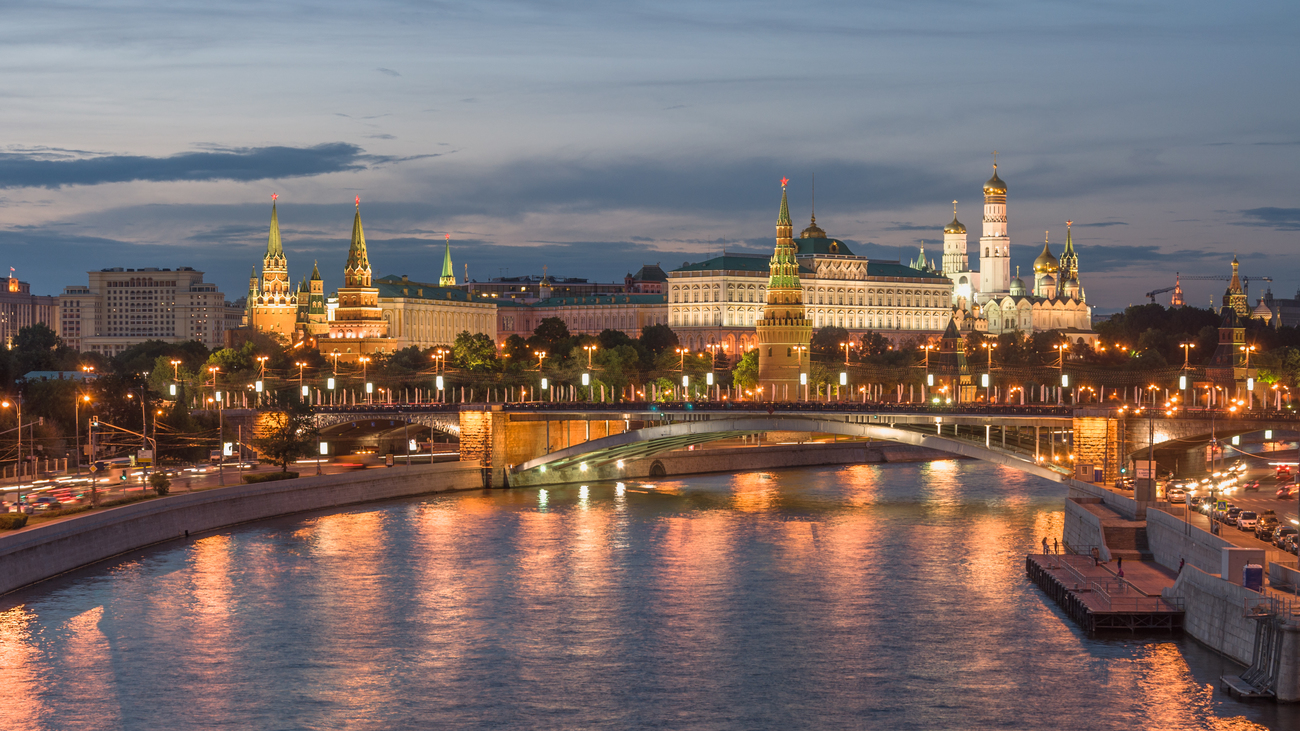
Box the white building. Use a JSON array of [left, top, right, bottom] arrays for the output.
[[60, 267, 232, 355], [667, 207, 954, 354]]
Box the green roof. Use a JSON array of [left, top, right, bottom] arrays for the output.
[[866, 261, 950, 280], [674, 254, 769, 273], [374, 275, 479, 302], [794, 237, 854, 256]]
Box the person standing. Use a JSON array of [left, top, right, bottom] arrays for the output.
[[1042, 537, 1049, 555], [1178, 558, 1185, 575], [1053, 538, 1059, 555], [1117, 556, 1124, 579]]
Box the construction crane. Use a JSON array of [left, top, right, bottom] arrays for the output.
[[1145, 272, 1272, 304]]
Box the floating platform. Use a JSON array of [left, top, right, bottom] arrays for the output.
[[1026, 554, 1184, 634], [1220, 674, 1274, 700]]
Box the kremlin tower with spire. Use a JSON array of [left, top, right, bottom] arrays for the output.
[[755, 178, 813, 400], [247, 195, 300, 339]]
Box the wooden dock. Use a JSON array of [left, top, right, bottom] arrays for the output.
[[1026, 554, 1184, 633]]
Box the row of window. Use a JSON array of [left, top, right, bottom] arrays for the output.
[[673, 310, 947, 330], [670, 283, 946, 307]]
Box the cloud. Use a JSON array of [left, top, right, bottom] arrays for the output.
[[881, 222, 938, 231], [376, 68, 401, 77], [0, 143, 377, 190], [366, 134, 397, 140], [1075, 221, 1128, 228], [1235, 207, 1300, 231]]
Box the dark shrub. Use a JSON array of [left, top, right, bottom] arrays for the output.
[[0, 513, 29, 530], [243, 472, 299, 484]]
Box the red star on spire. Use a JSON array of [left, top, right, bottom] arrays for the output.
[[781, 177, 789, 188], [355, 195, 361, 207], [445, 233, 450, 241], [272, 193, 278, 201]]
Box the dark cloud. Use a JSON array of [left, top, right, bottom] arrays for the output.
[[1075, 221, 1128, 228], [376, 68, 401, 77], [0, 143, 375, 190], [366, 134, 397, 140], [1236, 207, 1300, 231]]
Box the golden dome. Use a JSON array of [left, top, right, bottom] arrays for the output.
[[944, 216, 966, 234], [1033, 238, 1058, 273], [984, 166, 1007, 195]]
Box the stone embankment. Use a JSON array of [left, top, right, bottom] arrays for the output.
[[0, 462, 482, 597]]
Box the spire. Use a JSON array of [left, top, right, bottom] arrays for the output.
[[266, 195, 284, 259], [345, 197, 371, 287], [440, 233, 456, 287], [311, 260, 321, 281], [810, 173, 815, 226], [778, 177, 792, 226]]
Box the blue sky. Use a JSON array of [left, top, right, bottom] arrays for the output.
[[1, 0, 1297, 311]]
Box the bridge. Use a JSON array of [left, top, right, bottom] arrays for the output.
[[307, 402, 1300, 489]]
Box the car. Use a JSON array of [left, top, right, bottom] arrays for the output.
[[1257, 525, 1277, 542], [1189, 495, 1204, 508], [1286, 535, 1300, 556], [1243, 480, 1261, 492], [1273, 526, 1298, 548], [1278, 485, 1296, 500], [1224, 507, 1242, 524], [1237, 511, 1258, 531], [1167, 488, 1187, 503]]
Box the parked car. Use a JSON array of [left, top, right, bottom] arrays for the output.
[[1189, 495, 1204, 508], [1237, 511, 1258, 531], [1273, 526, 1298, 548], [1224, 507, 1242, 524], [1167, 488, 1187, 503]]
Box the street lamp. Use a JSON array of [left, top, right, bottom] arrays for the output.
[[1240, 344, 1256, 367], [74, 393, 91, 474], [296, 360, 308, 398], [583, 344, 597, 369], [534, 350, 547, 369], [359, 356, 372, 404], [675, 347, 690, 374], [839, 341, 853, 366], [1179, 341, 1196, 367]]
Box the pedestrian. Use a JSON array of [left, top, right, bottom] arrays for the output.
[[1042, 536, 1049, 555], [1178, 558, 1185, 575], [1117, 556, 1124, 579], [1053, 538, 1059, 555]]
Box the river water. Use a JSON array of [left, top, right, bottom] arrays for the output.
[[0, 460, 1294, 730]]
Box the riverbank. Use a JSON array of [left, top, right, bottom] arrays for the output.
[[0, 461, 482, 597]]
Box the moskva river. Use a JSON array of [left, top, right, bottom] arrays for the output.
[[1, 461, 1293, 730]]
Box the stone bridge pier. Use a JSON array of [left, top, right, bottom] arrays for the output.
[[459, 406, 634, 487]]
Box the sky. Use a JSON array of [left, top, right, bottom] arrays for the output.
[[1, 0, 1298, 313]]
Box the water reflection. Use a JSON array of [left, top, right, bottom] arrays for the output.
[[0, 461, 1289, 730]]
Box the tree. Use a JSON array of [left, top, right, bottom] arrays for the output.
[[858, 331, 891, 357], [453, 331, 500, 372], [598, 328, 636, 351], [251, 390, 319, 472], [732, 349, 759, 390], [502, 334, 531, 364], [640, 323, 679, 355], [811, 326, 850, 360], [13, 323, 60, 352]]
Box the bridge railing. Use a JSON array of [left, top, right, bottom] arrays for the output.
[[312, 401, 1079, 417]]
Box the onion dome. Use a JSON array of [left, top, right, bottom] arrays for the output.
[[1033, 236, 1058, 273], [984, 165, 1007, 195], [1010, 266, 1027, 296], [944, 201, 965, 234]]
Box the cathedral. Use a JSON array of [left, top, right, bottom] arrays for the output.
[[940, 161, 1095, 344]]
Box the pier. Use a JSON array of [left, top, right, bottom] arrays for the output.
[[1026, 553, 1184, 633]]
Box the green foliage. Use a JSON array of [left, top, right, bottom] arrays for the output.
[[13, 323, 60, 352], [0, 513, 29, 530], [452, 331, 500, 372], [858, 331, 891, 357], [598, 329, 636, 351], [206, 346, 253, 375], [251, 390, 319, 472], [148, 472, 171, 496], [639, 323, 679, 355], [811, 326, 850, 360], [243, 471, 300, 484], [502, 334, 531, 364], [732, 349, 759, 390]]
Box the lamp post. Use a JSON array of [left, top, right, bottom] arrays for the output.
[[359, 356, 372, 405], [675, 347, 689, 375], [1, 398, 19, 486], [74, 393, 90, 474], [534, 350, 547, 370], [296, 360, 308, 399], [839, 341, 853, 366], [208, 366, 223, 486], [584, 344, 597, 369], [1055, 343, 1070, 405]]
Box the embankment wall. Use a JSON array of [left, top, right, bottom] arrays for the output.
[[1163, 566, 1268, 666], [0, 462, 482, 597]]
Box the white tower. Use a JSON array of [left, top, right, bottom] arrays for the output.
[[942, 200, 978, 310], [978, 156, 1011, 300]]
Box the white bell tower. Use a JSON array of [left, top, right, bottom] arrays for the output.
[[978, 154, 1011, 300]]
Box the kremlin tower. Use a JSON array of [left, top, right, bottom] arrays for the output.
[[755, 178, 812, 401], [247, 195, 299, 339]]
